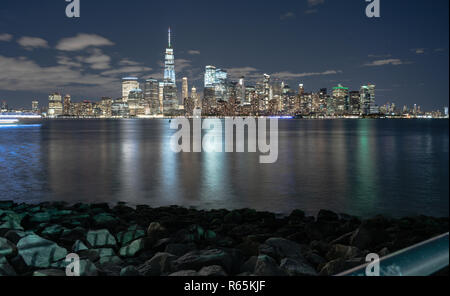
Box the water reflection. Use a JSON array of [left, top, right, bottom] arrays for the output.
[[0, 119, 448, 217]]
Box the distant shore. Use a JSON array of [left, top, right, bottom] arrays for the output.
[[0, 201, 448, 276]]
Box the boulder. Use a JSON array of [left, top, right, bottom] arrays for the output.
[[137, 252, 177, 276], [169, 270, 198, 276], [0, 237, 17, 258], [119, 238, 146, 258], [224, 211, 243, 224], [17, 234, 67, 268], [280, 258, 317, 276], [72, 240, 89, 252], [198, 265, 228, 276], [33, 269, 66, 276], [86, 229, 117, 248], [319, 257, 366, 276], [120, 265, 140, 276], [165, 243, 197, 257], [263, 237, 307, 261], [326, 244, 362, 261], [317, 210, 339, 222], [0, 256, 16, 276], [253, 255, 287, 276], [117, 228, 146, 246], [171, 249, 233, 273]]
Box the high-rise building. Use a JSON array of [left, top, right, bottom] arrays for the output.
[[128, 88, 144, 116], [32, 100, 39, 113], [204, 65, 216, 88], [122, 77, 139, 102], [360, 83, 377, 115], [63, 94, 71, 116], [0, 101, 7, 112], [48, 93, 63, 117], [262, 74, 271, 110], [214, 69, 228, 101], [238, 77, 246, 104], [182, 77, 189, 104], [191, 86, 199, 108], [162, 28, 178, 113], [164, 27, 176, 87], [349, 91, 361, 114], [332, 84, 349, 115], [144, 78, 160, 114]]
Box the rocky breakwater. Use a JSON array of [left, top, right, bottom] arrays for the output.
[[0, 201, 448, 276]]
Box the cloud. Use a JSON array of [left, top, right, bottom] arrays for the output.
[[308, 0, 324, 7], [434, 48, 446, 52], [56, 56, 83, 68], [271, 70, 342, 79], [413, 48, 425, 54], [119, 59, 140, 66], [226, 67, 261, 80], [280, 12, 296, 20], [0, 55, 117, 94], [364, 59, 410, 67], [56, 34, 114, 51], [100, 66, 153, 76], [17, 37, 49, 50], [76, 48, 111, 70], [0, 33, 13, 42], [368, 54, 392, 58], [187, 50, 201, 55]]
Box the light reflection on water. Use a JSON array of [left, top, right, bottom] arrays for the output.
[[0, 119, 448, 217]]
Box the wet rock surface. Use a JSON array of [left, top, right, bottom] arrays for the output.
[[0, 201, 447, 276]]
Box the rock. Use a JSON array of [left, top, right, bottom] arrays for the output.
[[60, 227, 87, 245], [378, 247, 390, 257], [350, 220, 390, 250], [280, 258, 317, 276], [0, 256, 16, 276], [172, 249, 233, 273], [263, 237, 307, 261], [317, 210, 339, 222], [137, 252, 176, 276], [33, 269, 66, 276], [17, 234, 67, 268], [98, 255, 123, 265], [120, 265, 140, 276], [0, 237, 17, 258], [0, 201, 14, 209], [29, 212, 52, 224], [319, 257, 366, 276], [253, 255, 287, 276], [92, 213, 119, 228], [198, 265, 228, 276], [79, 259, 99, 276], [240, 256, 258, 273], [147, 222, 166, 241], [165, 243, 197, 257], [96, 261, 122, 276], [224, 211, 242, 224], [169, 270, 198, 276], [119, 238, 146, 258], [329, 232, 354, 246], [0, 218, 24, 231], [304, 252, 327, 268], [41, 224, 66, 238], [96, 248, 116, 258], [86, 229, 117, 248], [289, 209, 305, 220], [3, 230, 34, 244], [78, 249, 100, 262], [72, 240, 89, 252], [326, 244, 362, 261], [117, 228, 146, 246]]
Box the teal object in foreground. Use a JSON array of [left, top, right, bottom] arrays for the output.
[[339, 233, 449, 276]]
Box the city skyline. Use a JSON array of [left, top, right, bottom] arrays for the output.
[[0, 0, 449, 110]]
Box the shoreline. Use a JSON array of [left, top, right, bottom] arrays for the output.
[[1, 201, 448, 276]]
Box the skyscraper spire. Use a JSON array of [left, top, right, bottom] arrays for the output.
[[168, 27, 171, 48]]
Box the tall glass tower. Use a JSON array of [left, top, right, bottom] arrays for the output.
[[164, 27, 176, 87]]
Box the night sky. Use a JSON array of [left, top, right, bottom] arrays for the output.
[[0, 0, 448, 110]]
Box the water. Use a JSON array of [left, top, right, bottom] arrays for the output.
[[0, 119, 448, 218]]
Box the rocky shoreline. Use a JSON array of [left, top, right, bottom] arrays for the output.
[[0, 201, 448, 276]]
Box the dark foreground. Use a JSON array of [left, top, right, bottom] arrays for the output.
[[0, 201, 448, 276]]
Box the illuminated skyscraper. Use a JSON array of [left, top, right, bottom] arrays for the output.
[[144, 78, 160, 114], [332, 84, 349, 114], [48, 93, 63, 117], [32, 100, 39, 113], [164, 27, 176, 87], [204, 65, 216, 88], [182, 77, 189, 103], [360, 83, 377, 115], [122, 77, 139, 102], [63, 94, 71, 116]]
